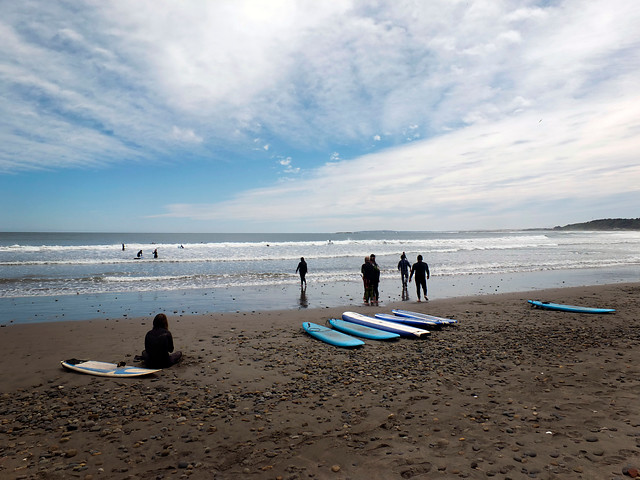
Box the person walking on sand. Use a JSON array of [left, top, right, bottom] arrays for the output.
[[409, 254, 430, 302], [141, 313, 182, 368], [398, 253, 411, 288], [296, 257, 308, 288]]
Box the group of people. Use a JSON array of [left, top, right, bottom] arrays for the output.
[[296, 252, 430, 304], [361, 252, 430, 304]]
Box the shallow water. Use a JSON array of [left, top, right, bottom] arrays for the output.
[[1, 230, 638, 324]]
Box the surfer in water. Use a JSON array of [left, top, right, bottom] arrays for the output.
[[141, 313, 182, 368], [153, 248, 158, 259], [296, 257, 308, 288], [137, 250, 143, 258], [409, 255, 430, 302]]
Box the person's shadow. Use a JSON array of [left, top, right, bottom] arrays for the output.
[[401, 284, 410, 301], [299, 286, 308, 308]]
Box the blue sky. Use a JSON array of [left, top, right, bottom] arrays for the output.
[[1, 0, 639, 233]]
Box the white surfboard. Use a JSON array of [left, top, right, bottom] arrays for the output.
[[61, 359, 161, 377]]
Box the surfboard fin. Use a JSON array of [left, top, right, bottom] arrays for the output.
[[64, 358, 87, 365]]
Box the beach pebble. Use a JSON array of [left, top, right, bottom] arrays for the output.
[[331, 465, 341, 472]]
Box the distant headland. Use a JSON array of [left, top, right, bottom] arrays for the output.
[[553, 218, 640, 230]]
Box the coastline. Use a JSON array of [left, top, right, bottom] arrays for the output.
[[1, 264, 638, 326], [1, 282, 640, 479]]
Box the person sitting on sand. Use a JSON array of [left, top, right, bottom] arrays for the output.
[[141, 313, 182, 368]]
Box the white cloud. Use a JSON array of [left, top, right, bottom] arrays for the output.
[[277, 156, 299, 174], [171, 126, 203, 144], [157, 95, 640, 230]]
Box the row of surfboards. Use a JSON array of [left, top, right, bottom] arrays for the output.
[[304, 299, 617, 348], [303, 309, 458, 348]]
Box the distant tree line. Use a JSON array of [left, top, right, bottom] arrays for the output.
[[553, 218, 640, 230]]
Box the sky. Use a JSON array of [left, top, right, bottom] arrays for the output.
[[1, 0, 639, 233]]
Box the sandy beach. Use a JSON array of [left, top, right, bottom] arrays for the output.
[[1, 282, 640, 479]]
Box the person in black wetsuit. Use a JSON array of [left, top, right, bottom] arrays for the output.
[[296, 257, 307, 288], [142, 313, 182, 368], [369, 253, 380, 306], [360, 256, 376, 305], [397, 253, 411, 288], [409, 254, 430, 302]]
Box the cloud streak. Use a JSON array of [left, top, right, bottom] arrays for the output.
[[157, 94, 640, 230]]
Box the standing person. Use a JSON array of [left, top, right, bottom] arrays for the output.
[[409, 254, 430, 302], [369, 253, 380, 306], [296, 257, 308, 288], [153, 248, 158, 259], [360, 256, 375, 305], [398, 252, 411, 301], [122, 243, 125, 251], [142, 313, 182, 368], [397, 253, 411, 288]]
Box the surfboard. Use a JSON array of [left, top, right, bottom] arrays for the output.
[[342, 312, 430, 338], [391, 309, 458, 325], [61, 359, 161, 377], [328, 318, 400, 340], [375, 313, 439, 328], [527, 300, 616, 314], [302, 322, 365, 347]]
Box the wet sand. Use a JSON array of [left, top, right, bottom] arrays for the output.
[[1, 283, 640, 479]]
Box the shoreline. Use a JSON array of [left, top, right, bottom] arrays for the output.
[[1, 264, 638, 326], [1, 282, 640, 479]]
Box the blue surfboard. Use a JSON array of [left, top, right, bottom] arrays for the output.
[[391, 309, 458, 325], [303, 322, 364, 347], [527, 300, 615, 314], [329, 318, 400, 340]]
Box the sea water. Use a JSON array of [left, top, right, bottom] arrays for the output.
[[1, 230, 638, 324]]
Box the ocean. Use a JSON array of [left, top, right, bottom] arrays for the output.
[[1, 230, 638, 325]]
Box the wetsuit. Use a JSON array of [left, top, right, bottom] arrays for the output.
[[361, 262, 376, 303], [409, 260, 430, 300], [296, 260, 307, 285], [398, 258, 411, 286], [144, 327, 181, 368]]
